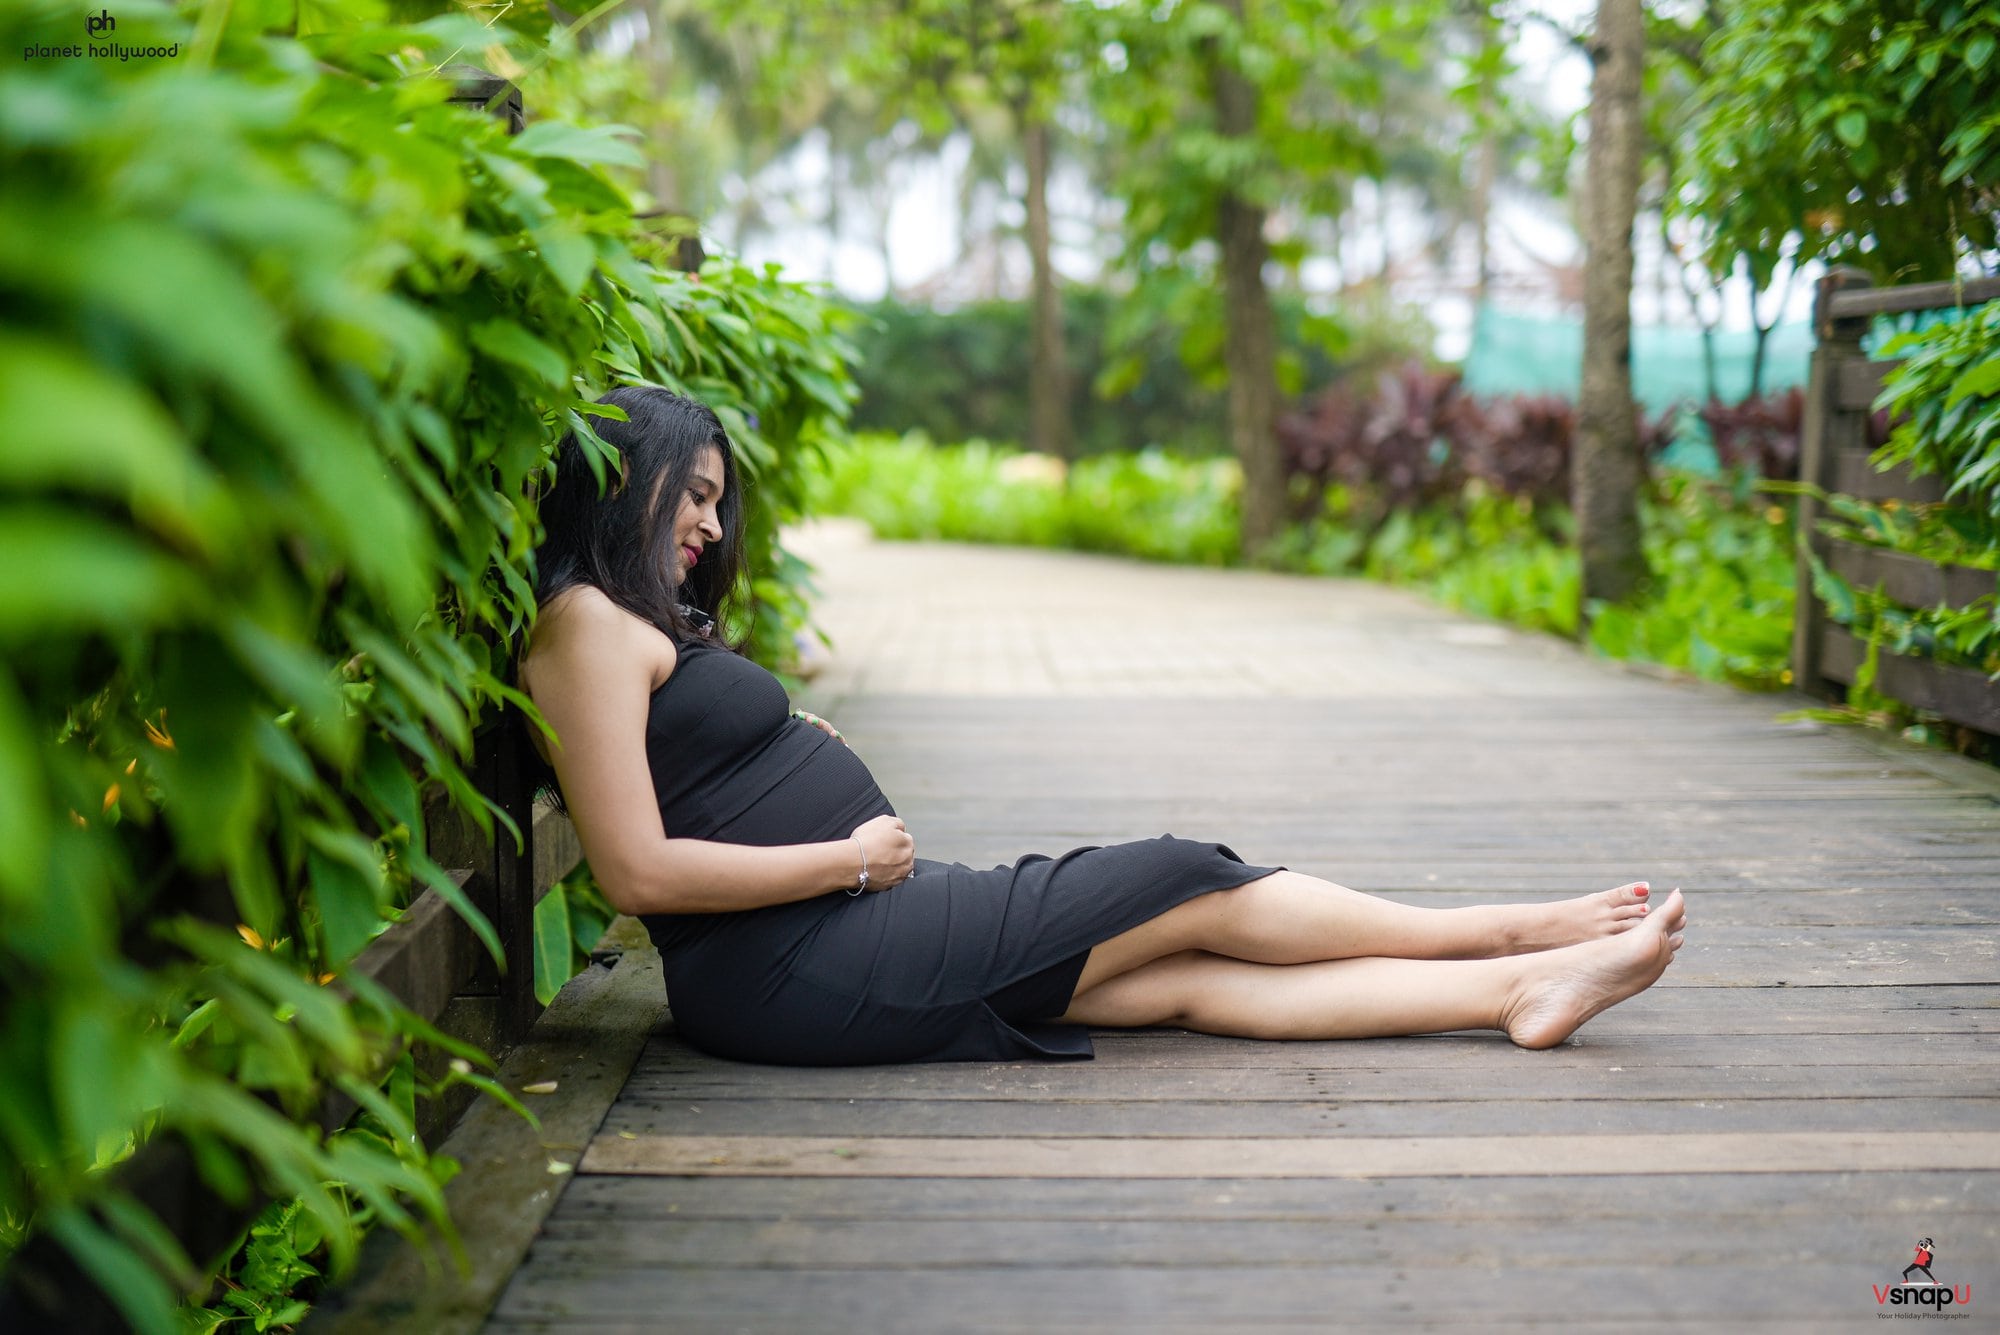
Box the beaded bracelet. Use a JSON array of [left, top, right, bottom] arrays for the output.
[[790, 708, 843, 741]]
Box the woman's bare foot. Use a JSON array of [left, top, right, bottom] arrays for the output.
[[1494, 882, 1652, 955], [1500, 889, 1686, 1049]]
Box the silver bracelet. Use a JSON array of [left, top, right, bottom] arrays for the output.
[[847, 836, 868, 897]]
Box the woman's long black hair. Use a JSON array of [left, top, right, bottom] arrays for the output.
[[531, 385, 749, 651]]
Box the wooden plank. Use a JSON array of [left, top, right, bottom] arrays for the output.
[[1833, 355, 1891, 411], [1825, 274, 2000, 319], [552, 1165, 2000, 1222], [1828, 540, 1998, 610], [602, 1094, 2000, 1139], [580, 1131, 2000, 1179], [1820, 627, 2000, 732], [487, 1260, 1996, 1326], [348, 868, 483, 1026], [523, 1209, 2000, 1269], [531, 800, 582, 896], [630, 1030, 1999, 1071], [615, 1061, 1996, 1103], [1829, 446, 1950, 502]]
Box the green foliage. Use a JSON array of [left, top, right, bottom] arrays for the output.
[[1678, 0, 2000, 284], [1877, 302, 2000, 520], [0, 2, 853, 1327], [532, 865, 617, 1009], [183, 1043, 479, 1334], [843, 289, 1403, 457], [1361, 493, 1582, 638], [1086, 0, 1442, 381], [812, 433, 1241, 564], [1586, 476, 1799, 690], [1065, 451, 1243, 566]]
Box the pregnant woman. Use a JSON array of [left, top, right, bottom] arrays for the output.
[[518, 386, 1686, 1066]]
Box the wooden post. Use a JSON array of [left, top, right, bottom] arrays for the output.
[[494, 713, 540, 1041], [1792, 267, 1873, 701], [442, 63, 523, 134]]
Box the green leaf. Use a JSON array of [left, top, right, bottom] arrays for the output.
[[404, 846, 503, 967], [532, 881, 574, 1006], [0, 667, 48, 907], [469, 319, 571, 389], [52, 999, 156, 1170], [1834, 109, 1867, 148], [0, 507, 199, 640], [41, 1205, 183, 1335], [1969, 33, 1995, 72], [531, 224, 596, 298], [306, 828, 387, 969], [1947, 353, 2000, 406], [510, 121, 647, 170], [0, 335, 227, 555]]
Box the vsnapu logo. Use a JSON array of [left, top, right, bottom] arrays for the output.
[[1873, 1236, 1973, 1315], [85, 8, 115, 38]]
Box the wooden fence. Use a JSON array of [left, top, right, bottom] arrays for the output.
[[1791, 268, 2000, 736]]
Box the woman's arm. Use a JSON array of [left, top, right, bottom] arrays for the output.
[[520, 587, 904, 915]]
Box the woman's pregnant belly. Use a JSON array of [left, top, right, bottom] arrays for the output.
[[697, 723, 897, 847]]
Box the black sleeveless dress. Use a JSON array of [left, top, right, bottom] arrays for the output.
[[640, 635, 1284, 1065]]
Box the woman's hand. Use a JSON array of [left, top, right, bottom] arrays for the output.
[[791, 708, 845, 745], [849, 813, 915, 890]]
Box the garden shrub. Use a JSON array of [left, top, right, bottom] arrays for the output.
[[0, 3, 854, 1329], [1274, 360, 1688, 525], [842, 286, 1418, 458]]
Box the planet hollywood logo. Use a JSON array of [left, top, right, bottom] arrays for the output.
[[1873, 1237, 1973, 1316], [21, 10, 182, 62]]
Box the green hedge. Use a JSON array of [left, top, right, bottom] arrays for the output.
[[841, 285, 1421, 457], [0, 4, 853, 1329]]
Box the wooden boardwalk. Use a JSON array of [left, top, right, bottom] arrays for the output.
[[485, 525, 2000, 1332]]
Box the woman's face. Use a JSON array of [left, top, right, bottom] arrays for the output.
[[664, 444, 726, 586]]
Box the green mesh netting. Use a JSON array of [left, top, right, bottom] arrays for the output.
[[1461, 304, 1812, 410]]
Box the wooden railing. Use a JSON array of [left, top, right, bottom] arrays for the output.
[[345, 713, 581, 1142], [1792, 269, 2000, 737]]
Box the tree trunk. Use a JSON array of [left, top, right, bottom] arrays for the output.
[[1472, 131, 1495, 308], [640, 10, 681, 215], [1023, 115, 1073, 464], [1748, 279, 1770, 401], [1573, 0, 1648, 611], [1211, 0, 1285, 560]]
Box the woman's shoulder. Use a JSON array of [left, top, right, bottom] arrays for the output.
[[523, 585, 679, 698]]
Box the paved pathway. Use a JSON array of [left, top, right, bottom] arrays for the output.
[[488, 524, 2000, 1332]]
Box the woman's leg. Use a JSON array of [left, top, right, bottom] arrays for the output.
[[1067, 868, 1654, 998], [1060, 889, 1686, 1049]]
